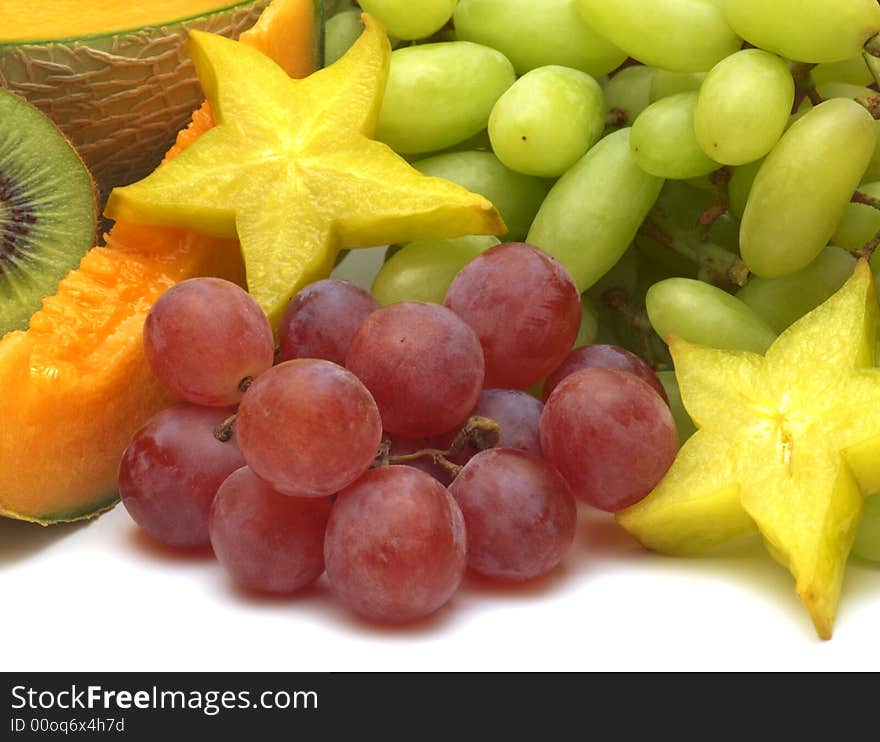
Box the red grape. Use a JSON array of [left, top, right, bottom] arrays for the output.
[[449, 449, 576, 582], [118, 404, 245, 547], [543, 344, 667, 401], [444, 242, 581, 389], [143, 277, 275, 406], [540, 367, 678, 512], [209, 467, 332, 593], [447, 388, 543, 465], [345, 302, 484, 437], [278, 279, 379, 365], [324, 466, 467, 623], [236, 359, 382, 497]]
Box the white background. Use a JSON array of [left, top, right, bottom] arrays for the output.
[[4, 248, 880, 671]]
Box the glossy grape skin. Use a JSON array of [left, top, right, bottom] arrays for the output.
[[735, 247, 857, 334], [209, 467, 332, 593], [119, 404, 245, 548], [143, 278, 274, 406], [372, 236, 499, 305], [444, 242, 581, 389], [630, 92, 721, 179], [359, 0, 456, 40], [449, 449, 576, 581], [543, 344, 667, 402], [853, 493, 880, 562], [346, 302, 485, 437], [527, 128, 664, 292], [646, 278, 777, 354], [278, 279, 378, 365], [540, 367, 679, 512], [722, 0, 880, 64], [488, 66, 606, 178], [324, 466, 467, 623], [695, 49, 794, 166], [741, 98, 876, 278], [454, 0, 626, 78], [576, 0, 741, 73], [236, 359, 382, 497], [813, 57, 875, 87], [413, 151, 549, 241], [376, 42, 516, 154]]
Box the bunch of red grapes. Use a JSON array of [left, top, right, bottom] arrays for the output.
[[119, 243, 679, 623]]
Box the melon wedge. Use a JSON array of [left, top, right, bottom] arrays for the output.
[[0, 0, 324, 196], [0, 0, 322, 524]]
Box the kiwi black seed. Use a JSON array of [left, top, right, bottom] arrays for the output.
[[0, 88, 97, 336]]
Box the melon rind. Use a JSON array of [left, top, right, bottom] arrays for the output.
[[0, 1, 270, 199]]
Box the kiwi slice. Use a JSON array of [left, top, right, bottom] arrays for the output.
[[0, 88, 96, 336]]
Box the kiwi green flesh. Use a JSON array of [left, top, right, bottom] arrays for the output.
[[0, 89, 96, 337]]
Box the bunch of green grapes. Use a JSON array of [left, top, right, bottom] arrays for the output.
[[325, 0, 880, 560]]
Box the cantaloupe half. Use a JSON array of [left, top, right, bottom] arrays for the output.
[[0, 0, 323, 524], [0, 0, 323, 197]]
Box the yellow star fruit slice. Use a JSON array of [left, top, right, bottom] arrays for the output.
[[618, 261, 880, 639], [105, 15, 505, 324]]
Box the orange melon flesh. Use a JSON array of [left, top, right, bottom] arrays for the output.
[[0, 0, 320, 523], [0, 1, 260, 42]]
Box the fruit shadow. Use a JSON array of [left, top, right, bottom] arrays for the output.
[[0, 517, 92, 569], [584, 510, 880, 639], [216, 571, 461, 637], [126, 526, 215, 563]]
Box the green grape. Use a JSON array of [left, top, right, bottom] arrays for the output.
[[371, 235, 500, 305], [812, 57, 874, 87], [722, 0, 880, 64], [359, 0, 456, 40], [575, 0, 741, 73], [488, 66, 606, 178], [604, 66, 657, 125], [630, 92, 721, 179], [832, 181, 880, 252], [646, 278, 777, 353], [453, 0, 626, 78], [656, 370, 697, 444], [324, 10, 363, 66], [813, 56, 874, 86], [853, 493, 880, 562], [695, 49, 794, 166], [412, 151, 549, 241], [740, 98, 876, 278], [526, 128, 664, 291], [577, 294, 599, 348], [736, 247, 857, 333], [376, 42, 516, 155], [650, 70, 705, 101], [728, 159, 762, 220], [813, 82, 880, 178]]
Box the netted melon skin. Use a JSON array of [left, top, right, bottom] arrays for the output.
[[0, 1, 269, 199]]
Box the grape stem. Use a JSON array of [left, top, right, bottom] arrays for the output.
[[853, 190, 880, 212], [790, 62, 823, 111], [856, 94, 880, 118], [699, 167, 732, 227], [606, 108, 627, 128], [214, 414, 237, 442], [639, 217, 749, 288], [865, 32, 880, 59], [375, 416, 502, 479], [856, 230, 880, 262], [600, 287, 667, 371]]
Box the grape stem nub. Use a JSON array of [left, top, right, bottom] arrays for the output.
[[214, 414, 237, 442]]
